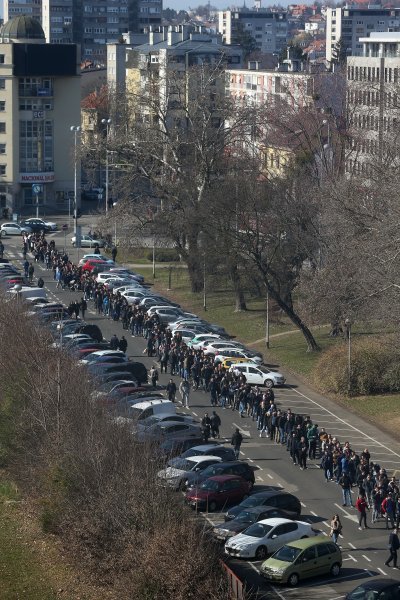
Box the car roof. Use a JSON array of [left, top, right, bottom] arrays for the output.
[[189, 444, 223, 451], [186, 455, 222, 464], [207, 475, 245, 482], [256, 517, 295, 526], [250, 490, 294, 499], [351, 579, 400, 591], [231, 362, 260, 368], [240, 506, 283, 515], [284, 535, 333, 550], [206, 461, 243, 468]]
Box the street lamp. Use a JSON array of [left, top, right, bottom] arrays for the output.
[[101, 118, 112, 214], [70, 125, 81, 235], [198, 231, 207, 312], [345, 318, 352, 395], [265, 290, 270, 348]]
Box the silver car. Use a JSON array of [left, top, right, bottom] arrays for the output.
[[1, 222, 32, 236], [136, 421, 202, 443]]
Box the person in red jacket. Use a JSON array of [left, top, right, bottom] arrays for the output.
[[356, 494, 369, 530]]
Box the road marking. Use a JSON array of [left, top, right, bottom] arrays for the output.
[[240, 451, 245, 456], [270, 586, 286, 600], [323, 521, 329, 528], [256, 465, 263, 470], [301, 502, 307, 508], [289, 385, 400, 461], [362, 554, 371, 562], [348, 543, 356, 550], [192, 412, 198, 416], [334, 503, 358, 523], [256, 476, 264, 482], [347, 554, 357, 562], [267, 474, 273, 479], [310, 510, 317, 516], [248, 563, 259, 573], [378, 567, 387, 576], [248, 459, 254, 463], [232, 422, 251, 437]]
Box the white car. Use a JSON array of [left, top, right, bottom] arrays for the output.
[[121, 290, 149, 304], [79, 254, 114, 265], [187, 334, 222, 350], [96, 272, 120, 283], [71, 234, 105, 248], [170, 328, 199, 344], [80, 350, 127, 365], [224, 518, 317, 560], [215, 348, 263, 365], [229, 363, 285, 388], [157, 455, 222, 490], [113, 285, 145, 294], [1, 222, 32, 236], [202, 340, 247, 355]]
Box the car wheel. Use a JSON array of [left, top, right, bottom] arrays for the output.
[[208, 501, 217, 512], [330, 563, 340, 577], [288, 573, 299, 587], [264, 379, 274, 388], [300, 535, 308, 539], [255, 545, 268, 560]]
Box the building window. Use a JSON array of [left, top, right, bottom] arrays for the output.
[[0, 144, 5, 154], [19, 119, 53, 173], [0, 55, 4, 64], [0, 123, 5, 133], [0, 165, 5, 175], [0, 101, 5, 111], [0, 79, 5, 90]]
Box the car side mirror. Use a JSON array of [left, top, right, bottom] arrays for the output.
[[271, 534, 277, 539]]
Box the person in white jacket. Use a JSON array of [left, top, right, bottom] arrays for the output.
[[179, 379, 190, 408]]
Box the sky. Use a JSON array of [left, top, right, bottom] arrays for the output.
[[164, 0, 295, 11]]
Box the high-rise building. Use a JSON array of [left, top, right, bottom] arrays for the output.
[[346, 31, 400, 177], [218, 9, 288, 55], [0, 15, 81, 213], [326, 5, 400, 64], [4, 0, 41, 22]]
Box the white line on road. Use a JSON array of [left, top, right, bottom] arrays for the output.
[[232, 423, 251, 437], [256, 476, 264, 482], [310, 510, 317, 516], [334, 503, 358, 523], [348, 542, 356, 550], [267, 474, 273, 479], [192, 412, 198, 416], [256, 465, 263, 470], [378, 567, 388, 576], [240, 451, 245, 456], [301, 502, 307, 508], [362, 554, 371, 562], [249, 459, 254, 463], [270, 585, 286, 600]]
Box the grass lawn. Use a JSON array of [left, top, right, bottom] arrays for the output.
[[338, 394, 400, 442], [0, 479, 58, 600]]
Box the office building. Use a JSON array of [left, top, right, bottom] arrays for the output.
[[326, 5, 400, 64], [346, 31, 400, 177], [218, 9, 288, 55], [0, 15, 81, 213]]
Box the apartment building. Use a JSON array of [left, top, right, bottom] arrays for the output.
[[346, 31, 400, 177], [326, 5, 400, 63], [218, 9, 288, 55], [0, 15, 81, 213], [4, 0, 41, 22]]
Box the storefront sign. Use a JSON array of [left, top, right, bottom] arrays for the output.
[[19, 173, 55, 183]]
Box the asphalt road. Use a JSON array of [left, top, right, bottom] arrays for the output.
[[4, 226, 400, 600]]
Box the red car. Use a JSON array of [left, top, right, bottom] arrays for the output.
[[81, 259, 107, 272], [185, 475, 252, 512]]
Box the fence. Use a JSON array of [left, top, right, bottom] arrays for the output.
[[221, 560, 245, 600]]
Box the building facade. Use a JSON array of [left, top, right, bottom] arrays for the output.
[[218, 9, 288, 55], [346, 31, 400, 177], [4, 0, 41, 22], [0, 15, 81, 213], [326, 5, 400, 64]]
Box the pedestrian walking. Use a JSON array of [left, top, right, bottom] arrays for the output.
[[382, 493, 396, 530], [385, 527, 400, 568], [297, 436, 308, 470], [329, 514, 343, 545], [80, 297, 87, 320], [110, 334, 119, 350], [166, 378, 177, 403], [339, 472, 353, 507], [356, 494, 369, 530], [231, 427, 243, 459], [119, 335, 128, 353], [201, 413, 211, 443], [179, 379, 190, 408], [28, 262, 34, 283], [210, 411, 221, 438], [149, 365, 159, 387]]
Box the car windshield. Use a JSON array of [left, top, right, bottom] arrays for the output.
[[200, 480, 220, 491], [140, 416, 159, 428], [243, 523, 273, 538], [238, 496, 267, 509], [236, 511, 258, 523], [168, 458, 193, 471], [272, 545, 302, 563], [346, 587, 380, 600], [101, 382, 118, 393], [202, 464, 223, 477]]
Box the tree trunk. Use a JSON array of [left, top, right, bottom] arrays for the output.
[[230, 264, 247, 312], [265, 282, 320, 352]]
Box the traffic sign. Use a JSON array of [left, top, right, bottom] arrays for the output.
[[62, 224, 68, 231], [32, 184, 42, 194]]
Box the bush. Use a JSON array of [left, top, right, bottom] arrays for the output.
[[145, 248, 180, 262], [312, 336, 400, 396]]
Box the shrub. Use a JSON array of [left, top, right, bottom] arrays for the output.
[[145, 248, 180, 262], [312, 336, 400, 396]]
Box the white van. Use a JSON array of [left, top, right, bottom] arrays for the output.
[[129, 399, 176, 421], [229, 363, 286, 388], [7, 286, 47, 301]]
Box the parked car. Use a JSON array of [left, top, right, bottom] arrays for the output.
[[229, 363, 286, 388], [185, 460, 255, 490], [80, 350, 127, 365], [157, 455, 222, 490], [214, 348, 263, 365], [225, 491, 301, 521], [155, 437, 205, 461], [225, 518, 318, 560], [137, 413, 197, 432], [185, 475, 252, 512], [187, 334, 222, 350], [202, 340, 248, 355], [71, 234, 105, 248], [180, 444, 236, 462], [136, 421, 202, 443], [345, 580, 400, 600], [81, 259, 108, 272], [259, 536, 342, 586], [1, 222, 32, 236], [213, 506, 298, 542]]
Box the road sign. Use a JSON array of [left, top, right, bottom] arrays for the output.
[[62, 224, 68, 231], [32, 184, 42, 194]]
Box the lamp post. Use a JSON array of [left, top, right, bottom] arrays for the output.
[[265, 290, 270, 348], [70, 126, 81, 235], [198, 231, 207, 312], [345, 318, 352, 395], [101, 118, 112, 214]]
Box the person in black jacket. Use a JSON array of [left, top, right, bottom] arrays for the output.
[[385, 527, 399, 567], [210, 411, 221, 438], [231, 428, 243, 459]]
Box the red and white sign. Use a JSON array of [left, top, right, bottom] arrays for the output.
[[19, 173, 55, 183]]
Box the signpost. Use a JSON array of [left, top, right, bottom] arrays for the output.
[[32, 183, 42, 217]]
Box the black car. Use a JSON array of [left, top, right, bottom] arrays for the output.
[[224, 491, 301, 522], [19, 218, 50, 233], [154, 437, 205, 461], [102, 361, 148, 385], [213, 505, 297, 541], [181, 444, 236, 462], [185, 461, 255, 489], [346, 579, 400, 599]]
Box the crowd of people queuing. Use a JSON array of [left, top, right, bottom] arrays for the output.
[[23, 230, 400, 558]]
